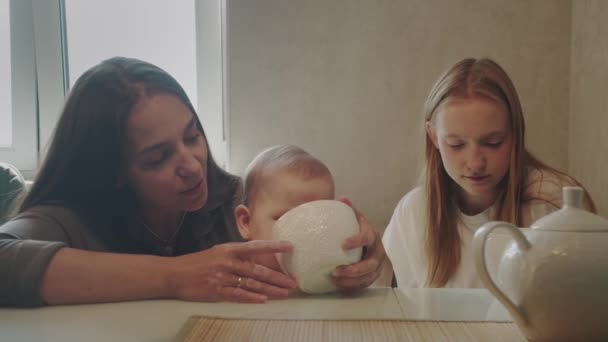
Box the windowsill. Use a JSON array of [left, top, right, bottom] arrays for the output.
[[24, 179, 34, 190]]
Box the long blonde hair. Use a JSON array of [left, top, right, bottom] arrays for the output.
[[422, 58, 595, 287]]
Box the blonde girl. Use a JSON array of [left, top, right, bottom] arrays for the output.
[[383, 58, 595, 288]]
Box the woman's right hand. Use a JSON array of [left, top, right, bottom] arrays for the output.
[[165, 240, 297, 303]]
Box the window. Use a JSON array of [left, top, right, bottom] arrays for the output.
[[0, 0, 38, 175], [63, 0, 226, 166], [65, 0, 198, 109], [2, 0, 226, 175], [0, 0, 11, 147]]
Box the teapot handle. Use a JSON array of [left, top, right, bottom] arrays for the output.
[[473, 221, 531, 328]]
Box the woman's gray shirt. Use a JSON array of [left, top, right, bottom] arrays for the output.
[[0, 203, 241, 307]]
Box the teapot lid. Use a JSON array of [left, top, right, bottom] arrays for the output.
[[531, 187, 608, 232]]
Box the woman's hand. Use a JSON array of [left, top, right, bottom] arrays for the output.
[[166, 240, 297, 303], [332, 198, 386, 290]]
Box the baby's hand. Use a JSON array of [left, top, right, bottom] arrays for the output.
[[332, 197, 386, 290]]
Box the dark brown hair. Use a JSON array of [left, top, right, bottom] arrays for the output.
[[19, 57, 239, 226]]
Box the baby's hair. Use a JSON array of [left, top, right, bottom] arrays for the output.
[[242, 144, 332, 206]]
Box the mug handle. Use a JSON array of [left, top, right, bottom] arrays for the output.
[[473, 221, 531, 328]]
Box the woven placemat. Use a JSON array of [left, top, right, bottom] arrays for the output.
[[176, 316, 526, 341]]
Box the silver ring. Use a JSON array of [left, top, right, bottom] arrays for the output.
[[237, 277, 243, 288]]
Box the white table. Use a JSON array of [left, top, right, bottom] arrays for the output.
[[0, 288, 511, 342]]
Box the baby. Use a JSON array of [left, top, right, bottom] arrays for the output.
[[234, 144, 335, 271]]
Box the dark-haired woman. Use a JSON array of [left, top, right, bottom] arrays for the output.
[[0, 57, 385, 307]]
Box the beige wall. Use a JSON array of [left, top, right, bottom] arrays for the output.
[[225, 0, 573, 228], [570, 1, 608, 216]]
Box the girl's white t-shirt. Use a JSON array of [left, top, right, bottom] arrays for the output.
[[382, 169, 569, 288]]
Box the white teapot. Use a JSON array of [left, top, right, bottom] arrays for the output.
[[473, 187, 608, 342]]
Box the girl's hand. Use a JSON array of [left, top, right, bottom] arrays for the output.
[[332, 197, 386, 290], [167, 240, 297, 303]]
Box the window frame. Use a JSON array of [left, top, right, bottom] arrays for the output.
[[2, 0, 228, 178], [0, 0, 39, 176]]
